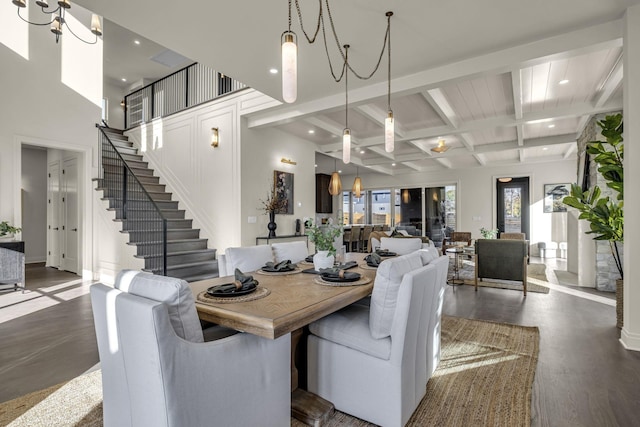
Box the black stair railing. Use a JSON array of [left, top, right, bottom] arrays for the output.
[[124, 63, 247, 129], [96, 125, 168, 275]]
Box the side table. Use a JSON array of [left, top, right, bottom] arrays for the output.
[[445, 247, 465, 286]]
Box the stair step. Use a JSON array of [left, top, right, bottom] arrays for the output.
[[131, 238, 208, 254], [144, 260, 218, 280], [100, 190, 172, 201], [102, 164, 155, 176], [125, 228, 201, 242], [135, 248, 217, 265], [102, 157, 148, 169], [116, 218, 193, 230], [101, 173, 160, 185], [110, 208, 186, 220], [105, 199, 179, 211], [97, 181, 167, 194], [102, 127, 124, 135], [108, 139, 135, 149]]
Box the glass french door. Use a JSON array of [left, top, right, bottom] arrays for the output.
[[496, 177, 529, 239]]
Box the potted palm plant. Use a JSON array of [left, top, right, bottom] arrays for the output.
[[563, 113, 623, 326]]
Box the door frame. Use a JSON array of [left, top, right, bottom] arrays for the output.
[[492, 173, 533, 238], [13, 135, 94, 279]]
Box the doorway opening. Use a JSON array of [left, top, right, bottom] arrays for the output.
[[496, 177, 530, 239]]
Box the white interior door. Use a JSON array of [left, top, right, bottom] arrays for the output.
[[47, 161, 61, 268], [61, 157, 79, 273]]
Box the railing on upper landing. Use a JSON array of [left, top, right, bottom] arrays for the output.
[[124, 63, 247, 129]]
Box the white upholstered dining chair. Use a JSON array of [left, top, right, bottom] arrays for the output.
[[271, 240, 309, 263], [218, 245, 274, 277], [91, 271, 291, 427], [307, 252, 449, 427]]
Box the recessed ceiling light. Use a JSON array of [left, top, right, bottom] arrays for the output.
[[308, 129, 315, 134], [548, 124, 555, 128], [134, 40, 141, 45], [559, 79, 569, 85], [338, 170, 342, 173], [360, 150, 365, 154], [269, 68, 278, 74], [542, 147, 549, 151], [314, 164, 317, 167], [121, 78, 127, 82], [392, 163, 396, 166]]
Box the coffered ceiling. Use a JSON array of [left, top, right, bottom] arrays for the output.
[[77, 0, 636, 176]]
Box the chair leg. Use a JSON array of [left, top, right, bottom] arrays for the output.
[[474, 255, 478, 291], [523, 256, 527, 296]]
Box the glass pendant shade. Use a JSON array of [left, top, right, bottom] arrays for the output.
[[328, 171, 342, 195], [385, 110, 394, 153], [51, 17, 62, 35], [342, 128, 351, 164], [35, 0, 49, 7], [282, 32, 297, 103], [91, 14, 102, 36], [352, 176, 362, 198]]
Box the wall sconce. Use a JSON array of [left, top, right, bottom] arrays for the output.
[[281, 157, 297, 165], [210, 127, 219, 148], [498, 177, 512, 183]]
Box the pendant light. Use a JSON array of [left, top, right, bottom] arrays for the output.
[[352, 166, 362, 198], [281, 0, 297, 103], [384, 11, 394, 153], [431, 138, 449, 153], [328, 159, 342, 196], [342, 45, 351, 164]]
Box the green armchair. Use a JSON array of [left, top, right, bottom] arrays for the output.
[[474, 239, 528, 296]]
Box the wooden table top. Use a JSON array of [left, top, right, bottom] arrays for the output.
[[190, 254, 375, 339]]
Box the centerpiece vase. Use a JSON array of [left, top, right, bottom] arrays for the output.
[[313, 250, 334, 271], [267, 211, 277, 238]]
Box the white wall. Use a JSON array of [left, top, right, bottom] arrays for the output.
[[104, 81, 126, 130], [21, 146, 48, 263], [240, 123, 317, 248], [341, 158, 576, 254], [0, 12, 102, 279]]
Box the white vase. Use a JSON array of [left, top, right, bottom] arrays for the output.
[[313, 250, 335, 271]]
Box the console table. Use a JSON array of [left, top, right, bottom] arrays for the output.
[[256, 234, 308, 246], [0, 240, 25, 253]]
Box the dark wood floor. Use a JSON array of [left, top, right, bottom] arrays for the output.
[[1, 261, 639, 426]]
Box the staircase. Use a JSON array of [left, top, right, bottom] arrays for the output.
[[94, 127, 218, 282]]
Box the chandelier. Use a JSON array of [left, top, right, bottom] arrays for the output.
[[281, 1, 394, 161], [12, 0, 102, 44], [431, 139, 450, 153]]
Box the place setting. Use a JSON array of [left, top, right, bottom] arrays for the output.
[[313, 267, 371, 287], [360, 249, 396, 269], [197, 269, 270, 304], [255, 260, 302, 275]]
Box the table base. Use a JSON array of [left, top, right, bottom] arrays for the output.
[[292, 388, 335, 426]]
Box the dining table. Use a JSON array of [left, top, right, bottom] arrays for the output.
[[189, 252, 376, 426]]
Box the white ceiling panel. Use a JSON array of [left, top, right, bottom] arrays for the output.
[[470, 126, 518, 146], [523, 117, 579, 139], [440, 73, 514, 122], [525, 143, 574, 159], [371, 93, 446, 131], [324, 108, 383, 140]]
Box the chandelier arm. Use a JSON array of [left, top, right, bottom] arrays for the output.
[[17, 7, 55, 25], [63, 18, 99, 44], [293, 0, 323, 44], [324, 0, 391, 81], [320, 13, 347, 82], [40, 5, 61, 15]]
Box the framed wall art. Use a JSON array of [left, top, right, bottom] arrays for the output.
[[274, 170, 294, 214], [543, 183, 571, 213]]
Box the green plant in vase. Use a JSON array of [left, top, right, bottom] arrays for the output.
[[0, 221, 21, 238], [306, 219, 343, 257], [479, 227, 498, 239]]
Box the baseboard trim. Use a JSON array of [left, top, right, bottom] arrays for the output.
[[619, 328, 640, 352]]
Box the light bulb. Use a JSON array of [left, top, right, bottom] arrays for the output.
[[282, 32, 297, 103], [343, 129, 351, 164], [385, 110, 394, 153]]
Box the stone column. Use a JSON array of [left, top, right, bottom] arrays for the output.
[[621, 4, 640, 351]]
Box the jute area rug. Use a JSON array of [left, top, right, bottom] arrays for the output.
[[449, 259, 550, 294], [0, 316, 539, 427]]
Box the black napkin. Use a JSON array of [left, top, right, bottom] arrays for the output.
[[335, 260, 358, 270], [305, 255, 314, 263], [319, 268, 361, 282], [376, 249, 397, 257], [262, 260, 296, 272], [365, 253, 382, 267], [211, 269, 258, 294]]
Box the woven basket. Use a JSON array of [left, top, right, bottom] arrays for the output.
[[616, 278, 623, 329]]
